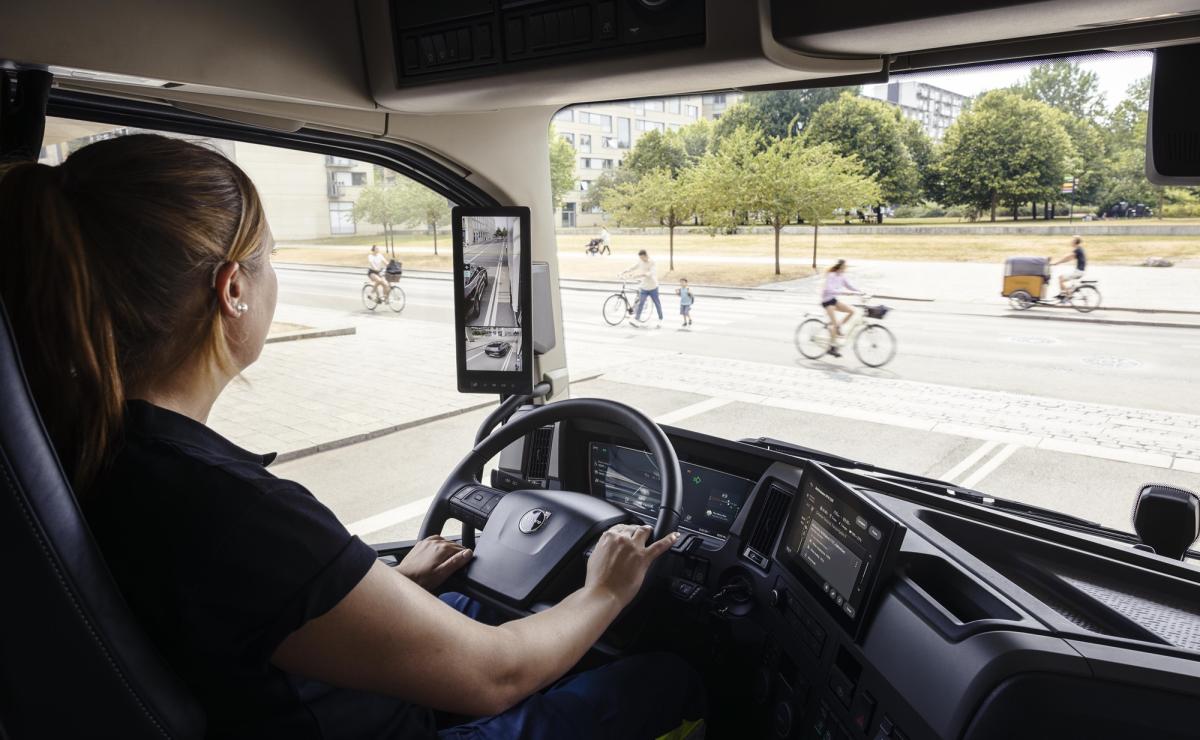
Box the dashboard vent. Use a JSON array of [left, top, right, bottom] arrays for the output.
[[525, 425, 554, 481], [745, 485, 791, 567]]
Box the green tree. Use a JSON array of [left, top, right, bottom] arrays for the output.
[[352, 183, 405, 250], [396, 179, 452, 255], [803, 93, 920, 209], [548, 126, 577, 210], [691, 125, 763, 233], [741, 87, 856, 139], [623, 129, 688, 177], [602, 167, 696, 270], [675, 119, 713, 162], [1018, 60, 1106, 121], [939, 90, 1075, 221], [712, 103, 768, 145], [896, 114, 940, 203], [786, 144, 881, 269], [584, 168, 637, 219]]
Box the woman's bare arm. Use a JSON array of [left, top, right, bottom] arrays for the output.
[[271, 524, 676, 717]]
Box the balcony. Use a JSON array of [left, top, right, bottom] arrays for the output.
[[325, 155, 354, 167]]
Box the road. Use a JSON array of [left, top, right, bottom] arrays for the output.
[[465, 334, 521, 372], [268, 264, 1200, 540], [462, 237, 515, 327]]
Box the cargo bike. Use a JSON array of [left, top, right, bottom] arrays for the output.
[[1002, 256, 1101, 313]]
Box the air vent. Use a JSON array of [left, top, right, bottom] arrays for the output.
[[745, 485, 791, 567], [524, 425, 554, 481]]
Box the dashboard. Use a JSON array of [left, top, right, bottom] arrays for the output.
[[492, 415, 1200, 739]]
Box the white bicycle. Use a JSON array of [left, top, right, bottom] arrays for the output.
[[794, 298, 897, 368]]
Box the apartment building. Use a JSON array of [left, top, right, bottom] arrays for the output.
[[861, 81, 967, 140], [553, 93, 741, 229]]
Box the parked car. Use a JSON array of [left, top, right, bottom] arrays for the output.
[[1106, 201, 1153, 218], [462, 264, 488, 321]]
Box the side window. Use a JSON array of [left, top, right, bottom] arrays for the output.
[[39, 117, 466, 540]]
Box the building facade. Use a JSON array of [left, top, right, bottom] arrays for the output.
[[552, 93, 741, 229], [861, 81, 967, 141]]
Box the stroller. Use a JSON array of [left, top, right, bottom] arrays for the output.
[[584, 237, 610, 256]]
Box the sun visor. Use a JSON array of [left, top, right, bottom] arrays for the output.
[[1147, 43, 1200, 185]]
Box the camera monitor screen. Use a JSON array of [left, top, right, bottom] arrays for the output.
[[452, 206, 533, 395]]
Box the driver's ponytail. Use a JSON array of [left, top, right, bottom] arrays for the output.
[[0, 135, 268, 495]]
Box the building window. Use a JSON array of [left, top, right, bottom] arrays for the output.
[[645, 99, 664, 112], [561, 202, 577, 227], [586, 113, 612, 132], [579, 134, 592, 153], [638, 121, 665, 133], [617, 117, 630, 148], [686, 105, 699, 118], [630, 100, 645, 115], [560, 132, 575, 145], [555, 109, 574, 122], [580, 158, 612, 170], [667, 98, 681, 114], [669, 123, 681, 132], [351, 172, 367, 186], [333, 171, 354, 186], [579, 180, 591, 191], [602, 136, 619, 149], [329, 202, 355, 235], [326, 155, 353, 166]]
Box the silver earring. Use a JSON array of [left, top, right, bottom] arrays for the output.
[[235, 302, 248, 315]]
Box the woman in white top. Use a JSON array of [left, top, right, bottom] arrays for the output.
[[366, 244, 389, 303], [820, 259, 864, 357], [620, 249, 662, 328]]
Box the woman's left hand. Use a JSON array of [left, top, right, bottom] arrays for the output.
[[396, 535, 473, 591]]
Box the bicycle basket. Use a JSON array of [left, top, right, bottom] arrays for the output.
[[866, 305, 890, 320], [385, 259, 403, 282]]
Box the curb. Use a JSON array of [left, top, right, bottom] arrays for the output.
[[265, 326, 356, 344], [271, 372, 606, 464], [999, 313, 1200, 330]]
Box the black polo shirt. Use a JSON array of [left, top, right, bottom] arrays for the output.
[[86, 400, 436, 739]]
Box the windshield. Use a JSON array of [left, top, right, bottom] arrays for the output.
[[551, 50, 1200, 534]]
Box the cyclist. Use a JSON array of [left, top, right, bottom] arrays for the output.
[[620, 249, 662, 328], [366, 244, 389, 303], [1051, 235, 1087, 300], [820, 259, 865, 358]]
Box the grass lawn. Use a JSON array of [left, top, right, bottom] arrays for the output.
[[277, 231, 1199, 287]]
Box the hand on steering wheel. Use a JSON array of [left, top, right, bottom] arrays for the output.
[[586, 524, 679, 606]]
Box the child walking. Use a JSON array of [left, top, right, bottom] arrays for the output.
[[677, 278, 694, 327]]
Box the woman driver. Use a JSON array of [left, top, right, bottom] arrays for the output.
[[0, 135, 704, 739]]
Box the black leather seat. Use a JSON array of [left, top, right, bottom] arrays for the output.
[[0, 298, 205, 739]]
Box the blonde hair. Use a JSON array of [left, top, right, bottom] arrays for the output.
[[0, 134, 268, 493]]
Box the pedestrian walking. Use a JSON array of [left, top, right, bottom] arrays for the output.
[[619, 249, 662, 328], [676, 278, 694, 327], [598, 226, 612, 255]]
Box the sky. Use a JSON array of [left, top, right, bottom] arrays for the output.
[[893, 50, 1153, 109]]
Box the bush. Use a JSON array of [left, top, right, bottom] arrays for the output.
[[1161, 202, 1200, 218]]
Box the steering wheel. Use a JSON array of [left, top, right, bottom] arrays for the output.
[[418, 398, 682, 615]]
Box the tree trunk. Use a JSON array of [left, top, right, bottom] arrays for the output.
[[1032, 201, 1037, 219], [876, 204, 884, 225], [1012, 200, 1018, 221], [669, 223, 675, 271], [432, 222, 438, 256], [810, 222, 819, 270], [774, 221, 781, 276], [990, 194, 997, 222]]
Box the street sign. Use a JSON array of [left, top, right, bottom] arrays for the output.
[[1060, 180, 1075, 194]]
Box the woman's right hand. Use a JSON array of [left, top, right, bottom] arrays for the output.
[[585, 524, 678, 606]]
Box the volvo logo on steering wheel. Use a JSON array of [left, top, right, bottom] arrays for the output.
[[518, 508, 551, 534]]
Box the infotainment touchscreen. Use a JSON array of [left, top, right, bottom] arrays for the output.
[[589, 442, 753, 539], [777, 461, 905, 639]]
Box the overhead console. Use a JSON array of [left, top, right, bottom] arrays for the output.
[[391, 0, 705, 87]]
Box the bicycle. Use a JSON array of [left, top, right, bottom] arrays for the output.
[[794, 298, 897, 368], [602, 281, 651, 326], [1008, 277, 1101, 313], [362, 281, 406, 313]]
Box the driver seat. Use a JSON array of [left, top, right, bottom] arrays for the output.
[[0, 297, 205, 739]]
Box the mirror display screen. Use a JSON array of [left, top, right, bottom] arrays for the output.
[[452, 207, 532, 394], [589, 442, 753, 539]]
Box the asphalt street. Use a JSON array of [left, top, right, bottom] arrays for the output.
[[269, 263, 1200, 539]]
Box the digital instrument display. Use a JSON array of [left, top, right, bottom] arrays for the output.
[[452, 206, 533, 395], [777, 462, 905, 638], [589, 442, 753, 539]]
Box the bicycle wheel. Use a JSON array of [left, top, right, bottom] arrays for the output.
[[1069, 284, 1101, 313], [854, 324, 897, 368], [387, 285, 406, 313], [361, 284, 379, 311], [602, 294, 630, 326], [1008, 290, 1034, 311], [794, 318, 831, 359]]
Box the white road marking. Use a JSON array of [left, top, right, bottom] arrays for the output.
[[1037, 438, 1174, 468], [960, 444, 1021, 488], [347, 496, 434, 537], [940, 440, 1000, 483], [1175, 458, 1200, 473], [654, 397, 734, 426]]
